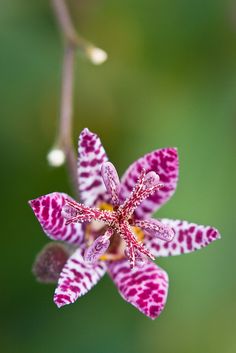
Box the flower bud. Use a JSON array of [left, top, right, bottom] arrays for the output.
[[32, 243, 70, 283], [86, 47, 108, 65], [47, 148, 65, 167]]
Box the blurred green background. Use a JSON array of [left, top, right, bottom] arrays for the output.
[[1, 0, 235, 352]]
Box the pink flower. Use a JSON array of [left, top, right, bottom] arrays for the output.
[[29, 128, 220, 320]]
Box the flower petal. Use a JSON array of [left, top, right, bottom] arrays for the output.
[[29, 192, 84, 245], [78, 128, 109, 206], [54, 248, 107, 307], [144, 218, 221, 257], [107, 259, 169, 320], [120, 148, 179, 218]]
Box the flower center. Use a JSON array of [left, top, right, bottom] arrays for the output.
[[62, 163, 174, 268], [85, 203, 145, 262]]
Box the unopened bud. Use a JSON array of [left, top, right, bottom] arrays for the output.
[[47, 148, 65, 167], [32, 243, 70, 283], [86, 47, 108, 65]]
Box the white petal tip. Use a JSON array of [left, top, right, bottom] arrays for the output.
[[55, 302, 66, 308], [47, 149, 65, 167], [87, 47, 108, 65], [214, 229, 221, 240], [82, 127, 90, 134], [54, 297, 71, 308]]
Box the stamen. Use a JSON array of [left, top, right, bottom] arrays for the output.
[[101, 162, 120, 206], [132, 219, 175, 242], [84, 228, 113, 263]]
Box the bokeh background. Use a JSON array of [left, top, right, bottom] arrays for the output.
[[1, 0, 236, 352]]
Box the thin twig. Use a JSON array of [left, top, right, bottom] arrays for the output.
[[51, 0, 108, 63], [48, 0, 107, 197], [50, 0, 78, 196], [58, 44, 78, 194], [51, 0, 86, 48]]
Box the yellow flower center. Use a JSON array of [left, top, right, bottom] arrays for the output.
[[85, 202, 144, 261]]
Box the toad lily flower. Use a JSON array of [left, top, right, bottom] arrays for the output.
[[29, 128, 220, 319]]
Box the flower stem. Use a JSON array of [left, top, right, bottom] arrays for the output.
[[49, 0, 107, 197], [51, 0, 97, 53], [58, 44, 77, 194], [50, 0, 78, 196]]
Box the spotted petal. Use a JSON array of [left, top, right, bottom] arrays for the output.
[[120, 148, 178, 218], [144, 218, 221, 257], [78, 128, 109, 206], [29, 192, 84, 245], [108, 259, 169, 320], [54, 248, 107, 307]]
